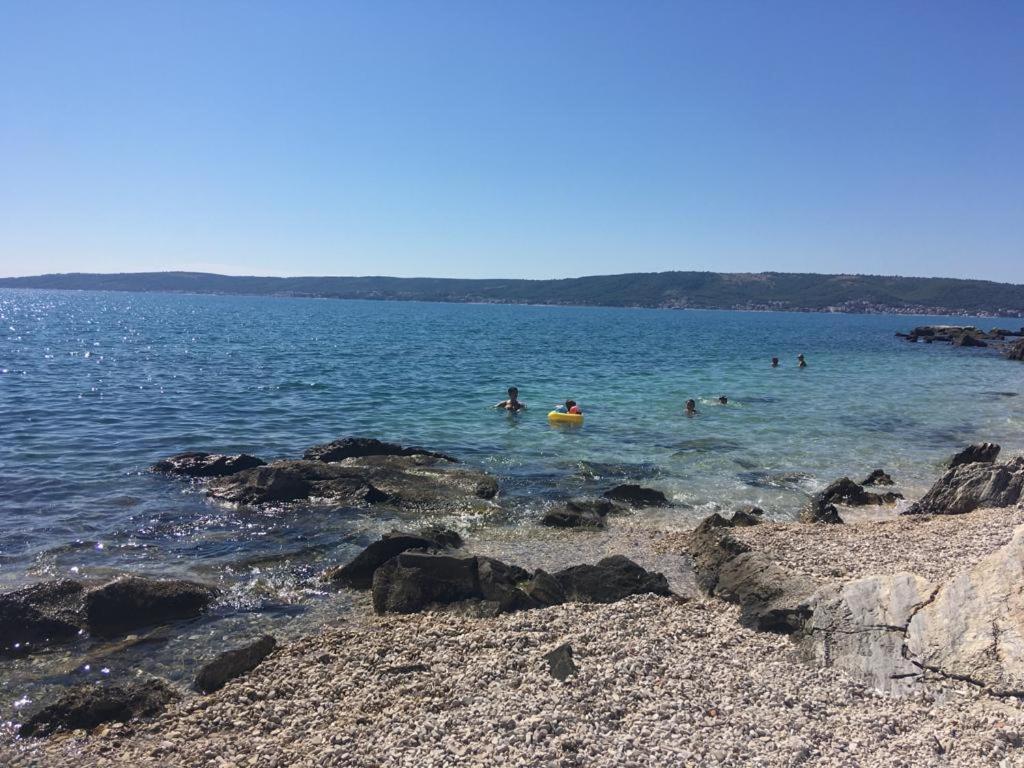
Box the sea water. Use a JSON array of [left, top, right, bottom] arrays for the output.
[[1, 289, 1022, 708]]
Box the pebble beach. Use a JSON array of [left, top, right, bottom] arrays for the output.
[[6, 504, 1024, 768]]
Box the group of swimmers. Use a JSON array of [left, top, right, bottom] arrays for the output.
[[496, 353, 808, 419]]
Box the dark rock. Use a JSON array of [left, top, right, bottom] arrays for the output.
[[602, 484, 669, 507], [520, 569, 566, 608], [325, 529, 462, 589], [693, 512, 732, 536], [194, 635, 276, 694], [687, 528, 818, 634], [85, 577, 219, 637], [0, 580, 85, 657], [371, 552, 481, 614], [19, 679, 178, 738], [861, 469, 894, 486], [800, 499, 845, 525], [541, 499, 612, 529], [303, 437, 457, 464], [1010, 339, 1024, 361], [801, 477, 903, 522], [954, 334, 988, 347], [476, 557, 533, 612], [381, 663, 429, 675], [553, 556, 672, 603], [206, 461, 390, 506], [151, 452, 265, 478], [543, 643, 578, 681], [730, 506, 764, 526], [949, 442, 1001, 468], [417, 525, 464, 549], [906, 456, 1024, 515]]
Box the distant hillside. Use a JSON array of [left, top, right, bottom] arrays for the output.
[[1, 271, 1023, 316]]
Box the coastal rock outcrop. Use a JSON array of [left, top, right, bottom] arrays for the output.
[[85, 576, 219, 637], [860, 469, 894, 486], [194, 635, 277, 694], [19, 679, 178, 738], [1011, 338, 1024, 361], [303, 437, 457, 464], [687, 527, 819, 633], [151, 452, 266, 477], [906, 456, 1024, 515], [325, 528, 463, 588], [207, 455, 498, 509], [0, 580, 85, 657], [949, 442, 1001, 467], [800, 477, 903, 523], [371, 551, 670, 615], [693, 507, 763, 536], [602, 484, 670, 507]]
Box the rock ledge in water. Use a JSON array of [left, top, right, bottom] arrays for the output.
[[194, 635, 277, 694], [303, 437, 457, 464], [325, 528, 463, 588], [151, 452, 266, 478], [85, 576, 219, 637], [907, 455, 1024, 515], [602, 484, 670, 507], [20, 679, 178, 738], [0, 580, 85, 657], [949, 442, 1001, 468]]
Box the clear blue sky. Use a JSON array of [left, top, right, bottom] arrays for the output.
[[1, 1, 1021, 281]]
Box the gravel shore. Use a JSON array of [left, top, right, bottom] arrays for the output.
[[4, 506, 1024, 767]]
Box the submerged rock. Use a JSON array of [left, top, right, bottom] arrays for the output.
[[602, 484, 669, 507], [194, 635, 277, 694], [0, 580, 85, 657], [208, 455, 497, 509], [151, 452, 266, 478], [20, 679, 178, 738], [907, 456, 1024, 515], [85, 577, 219, 637], [326, 528, 463, 589], [541, 499, 619, 529], [949, 442, 1001, 468], [303, 437, 457, 464], [801, 477, 902, 523], [860, 469, 895, 486]]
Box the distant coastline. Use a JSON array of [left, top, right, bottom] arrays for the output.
[[1, 270, 1023, 317]]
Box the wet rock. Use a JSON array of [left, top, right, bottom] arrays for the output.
[[85, 576, 219, 637], [341, 455, 499, 505], [552, 556, 672, 603], [541, 499, 614, 529], [860, 469, 894, 486], [1010, 338, 1024, 361], [693, 512, 732, 536], [151, 452, 265, 478], [303, 437, 457, 463], [417, 524, 464, 549], [520, 569, 566, 608], [372, 552, 481, 614], [325, 529, 462, 589], [543, 643, 578, 681], [0, 580, 85, 657], [688, 529, 818, 633], [20, 679, 178, 738], [954, 333, 988, 347], [206, 460, 390, 506], [194, 635, 277, 694], [907, 456, 1024, 515], [800, 501, 844, 525], [693, 508, 763, 536], [801, 478, 902, 522], [602, 484, 669, 507], [476, 557, 533, 612], [738, 470, 813, 490], [949, 442, 1001, 468]]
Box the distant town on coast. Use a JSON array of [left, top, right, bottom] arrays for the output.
[[3, 270, 1024, 317]]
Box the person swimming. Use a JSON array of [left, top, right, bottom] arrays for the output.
[[553, 399, 582, 414], [496, 386, 527, 412], [771, 357, 779, 368], [718, 395, 728, 405], [685, 399, 697, 416], [797, 354, 807, 368]]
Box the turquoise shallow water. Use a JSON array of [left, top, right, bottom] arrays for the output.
[[1, 289, 1022, 711]]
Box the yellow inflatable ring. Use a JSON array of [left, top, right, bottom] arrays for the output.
[[547, 411, 584, 425]]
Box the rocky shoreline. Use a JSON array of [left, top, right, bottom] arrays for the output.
[[3, 438, 1024, 766]]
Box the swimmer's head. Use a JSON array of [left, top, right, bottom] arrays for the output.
[[508, 387, 519, 397], [718, 395, 728, 404]]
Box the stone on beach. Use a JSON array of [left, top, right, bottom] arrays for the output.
[[325, 528, 463, 588], [541, 498, 620, 529], [19, 679, 178, 738], [552, 555, 672, 604], [860, 468, 894, 486], [85, 577, 219, 637], [150, 452, 266, 478], [543, 643, 578, 681], [194, 635, 277, 694], [949, 442, 1001, 468], [907, 455, 1024, 515]]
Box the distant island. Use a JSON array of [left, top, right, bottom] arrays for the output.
[[1, 270, 1023, 317]]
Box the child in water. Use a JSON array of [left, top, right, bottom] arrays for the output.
[[554, 399, 582, 414], [685, 399, 697, 416]]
